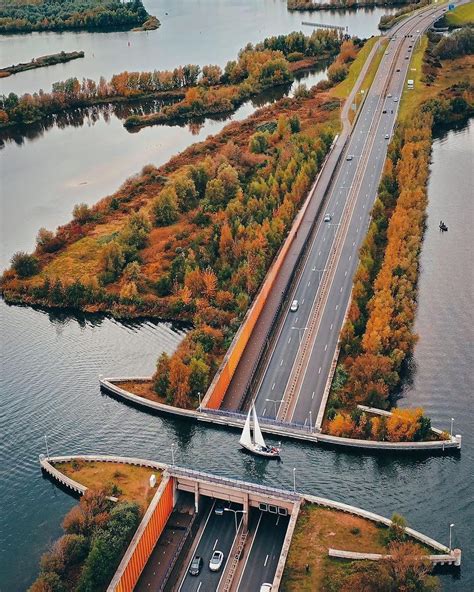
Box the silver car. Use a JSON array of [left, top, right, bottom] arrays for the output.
[[209, 550, 224, 572]]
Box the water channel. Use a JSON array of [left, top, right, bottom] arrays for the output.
[[0, 0, 472, 589]]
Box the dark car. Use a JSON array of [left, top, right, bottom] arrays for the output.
[[396, 68, 401, 72], [189, 556, 203, 576], [382, 109, 387, 114]]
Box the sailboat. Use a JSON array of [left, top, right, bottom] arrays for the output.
[[239, 404, 281, 458]]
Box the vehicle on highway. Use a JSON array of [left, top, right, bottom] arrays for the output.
[[290, 299, 299, 312], [189, 556, 203, 576], [240, 404, 281, 458], [215, 502, 224, 515], [260, 585, 273, 592], [396, 68, 401, 72], [324, 213, 332, 222], [387, 93, 392, 98], [393, 97, 399, 102], [209, 550, 224, 572], [346, 154, 353, 161], [405, 56, 409, 59], [382, 109, 387, 114], [385, 134, 390, 140]]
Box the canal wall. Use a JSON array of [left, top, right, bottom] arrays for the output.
[[100, 377, 462, 451], [328, 548, 462, 567]]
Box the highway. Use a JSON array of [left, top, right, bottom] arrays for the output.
[[178, 501, 241, 592], [236, 512, 289, 592], [250, 1, 459, 426]]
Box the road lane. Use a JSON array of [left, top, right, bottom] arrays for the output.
[[179, 502, 241, 592], [237, 513, 289, 592]]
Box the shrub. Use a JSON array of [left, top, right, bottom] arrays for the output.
[[152, 186, 179, 226], [11, 251, 39, 277], [249, 131, 269, 154], [72, 203, 93, 224]]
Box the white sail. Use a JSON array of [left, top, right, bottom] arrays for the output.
[[252, 404, 266, 448], [240, 408, 253, 447]]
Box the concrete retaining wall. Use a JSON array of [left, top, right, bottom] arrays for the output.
[[328, 548, 462, 566], [272, 499, 301, 590], [303, 493, 451, 554]]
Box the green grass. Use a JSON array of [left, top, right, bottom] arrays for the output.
[[331, 37, 381, 99], [398, 35, 429, 122], [445, 2, 474, 26]]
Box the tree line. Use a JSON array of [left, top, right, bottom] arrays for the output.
[[325, 65, 473, 440], [0, 0, 154, 34], [288, 0, 415, 10], [29, 488, 141, 591], [0, 29, 342, 128]]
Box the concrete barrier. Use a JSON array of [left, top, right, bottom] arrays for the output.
[[328, 548, 462, 566], [272, 499, 301, 591]]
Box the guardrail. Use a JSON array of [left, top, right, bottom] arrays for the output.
[[219, 521, 248, 592], [168, 466, 300, 503]]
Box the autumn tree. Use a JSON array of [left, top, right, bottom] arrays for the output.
[[11, 251, 39, 278], [153, 352, 170, 398], [168, 356, 191, 407]]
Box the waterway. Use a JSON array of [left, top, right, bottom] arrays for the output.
[[0, 121, 472, 591]]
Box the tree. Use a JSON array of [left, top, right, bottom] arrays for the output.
[[189, 357, 210, 397], [100, 241, 125, 279], [11, 251, 39, 278], [153, 352, 171, 398], [173, 174, 198, 211], [168, 356, 191, 407], [249, 131, 269, 154], [29, 572, 66, 592], [152, 187, 179, 226], [388, 513, 407, 542]]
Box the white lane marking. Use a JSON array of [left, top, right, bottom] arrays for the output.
[[288, 337, 291, 343], [295, 316, 298, 322], [197, 583, 202, 592], [276, 515, 280, 526], [263, 408, 266, 416], [302, 299, 305, 304], [213, 538, 218, 551], [349, 255, 352, 261], [330, 323, 333, 330], [312, 391, 315, 399], [264, 554, 269, 567], [324, 344, 328, 351], [336, 304, 339, 310], [352, 241, 355, 246], [280, 359, 283, 366], [272, 383, 275, 391], [340, 287, 343, 292], [318, 251, 321, 256], [307, 281, 311, 287], [318, 367, 322, 374], [344, 271, 347, 277]]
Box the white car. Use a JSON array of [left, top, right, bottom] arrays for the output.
[[384, 134, 390, 140], [260, 585, 273, 592], [387, 93, 392, 98], [324, 213, 332, 222], [346, 154, 353, 161], [290, 299, 299, 312], [393, 97, 399, 102], [209, 550, 224, 572]]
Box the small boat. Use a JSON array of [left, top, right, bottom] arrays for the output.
[[239, 404, 281, 459]]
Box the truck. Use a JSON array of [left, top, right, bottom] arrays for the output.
[[407, 79, 414, 89]]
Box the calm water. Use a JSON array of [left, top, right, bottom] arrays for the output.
[[0, 122, 472, 591], [0, 0, 395, 95]]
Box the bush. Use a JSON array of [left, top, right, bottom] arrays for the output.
[[72, 203, 93, 224], [249, 131, 269, 154], [11, 251, 39, 277], [152, 186, 179, 226]]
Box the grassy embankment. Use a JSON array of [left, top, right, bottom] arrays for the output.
[[444, 2, 474, 27], [0, 51, 84, 78], [281, 504, 434, 592], [53, 460, 160, 510], [331, 36, 389, 123]]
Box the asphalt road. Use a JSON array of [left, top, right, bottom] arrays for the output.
[[252, 2, 460, 426], [236, 512, 289, 591], [178, 501, 241, 592]]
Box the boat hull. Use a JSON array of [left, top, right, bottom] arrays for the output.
[[240, 443, 281, 459]]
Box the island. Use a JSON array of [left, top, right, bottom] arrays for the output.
[[0, 51, 84, 78], [0, 0, 160, 34]]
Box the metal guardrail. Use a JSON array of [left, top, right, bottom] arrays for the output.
[[158, 513, 197, 592], [168, 466, 300, 502], [202, 407, 313, 432], [220, 522, 248, 592]]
